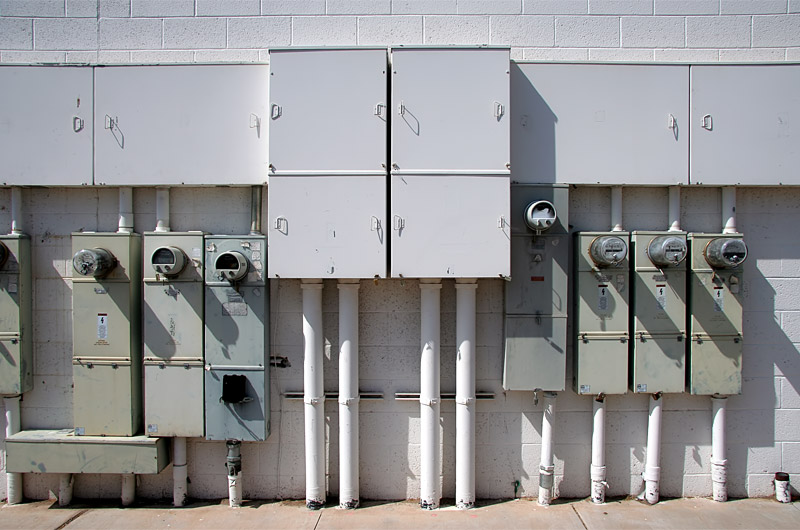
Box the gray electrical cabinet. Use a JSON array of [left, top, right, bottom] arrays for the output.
[[512, 63, 689, 185], [0, 67, 93, 186], [691, 65, 800, 185], [0, 234, 32, 396], [573, 232, 630, 395], [503, 185, 569, 392], [143, 232, 206, 437], [95, 65, 269, 185], [71, 232, 142, 436], [631, 231, 687, 394], [204, 235, 269, 441], [688, 233, 747, 395], [267, 49, 388, 279], [389, 47, 511, 279]]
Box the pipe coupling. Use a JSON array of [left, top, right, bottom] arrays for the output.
[[226, 440, 242, 477], [338, 397, 360, 405], [455, 396, 474, 405], [420, 397, 440, 406], [539, 466, 555, 490], [643, 465, 661, 482], [711, 460, 727, 484], [590, 464, 607, 482], [304, 396, 323, 405]]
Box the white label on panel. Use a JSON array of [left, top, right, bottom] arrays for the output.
[[714, 286, 724, 312], [97, 313, 108, 341], [192, 247, 202, 258], [251, 241, 261, 251], [580, 384, 591, 394], [223, 293, 247, 316], [656, 284, 667, 312], [148, 424, 158, 433], [8, 283, 17, 293], [598, 285, 609, 312]]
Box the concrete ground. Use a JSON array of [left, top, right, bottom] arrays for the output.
[[1, 497, 799, 530]]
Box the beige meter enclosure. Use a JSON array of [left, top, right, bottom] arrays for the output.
[[0, 235, 32, 396]]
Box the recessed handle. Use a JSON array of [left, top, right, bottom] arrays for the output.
[[271, 104, 282, 120], [73, 116, 84, 133], [702, 114, 713, 131]]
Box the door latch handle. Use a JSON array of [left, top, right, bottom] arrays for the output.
[[73, 116, 84, 133], [271, 104, 282, 120], [494, 101, 504, 119], [702, 114, 713, 131]]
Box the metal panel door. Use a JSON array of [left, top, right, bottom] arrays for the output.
[[268, 176, 386, 278], [145, 362, 204, 437], [512, 63, 689, 184], [691, 65, 800, 185], [390, 175, 510, 278], [95, 65, 269, 185], [0, 67, 93, 185], [269, 49, 387, 174], [391, 48, 510, 173], [503, 316, 566, 392]]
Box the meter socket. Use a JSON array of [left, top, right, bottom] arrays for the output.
[[589, 235, 627, 268], [646, 235, 687, 268], [524, 200, 557, 232], [151, 246, 187, 277], [215, 251, 249, 282], [72, 248, 117, 278], [704, 238, 747, 269]]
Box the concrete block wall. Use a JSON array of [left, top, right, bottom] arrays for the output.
[[0, 0, 799, 63], [1, 185, 799, 502]]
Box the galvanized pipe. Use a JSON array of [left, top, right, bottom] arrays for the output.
[[4, 396, 22, 504], [643, 394, 663, 504], [338, 281, 360, 509], [118, 187, 134, 234], [302, 281, 325, 509], [538, 392, 557, 505], [155, 188, 170, 233], [420, 280, 442, 510], [173, 437, 188, 507], [250, 185, 263, 235], [455, 280, 477, 509], [226, 440, 242, 508], [591, 396, 607, 504]]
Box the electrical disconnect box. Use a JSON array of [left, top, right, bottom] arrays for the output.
[[204, 235, 269, 441], [143, 232, 206, 437], [267, 48, 388, 279], [631, 231, 688, 394], [503, 185, 569, 391], [71, 232, 142, 436], [0, 234, 32, 396], [574, 231, 630, 395], [688, 233, 747, 395]]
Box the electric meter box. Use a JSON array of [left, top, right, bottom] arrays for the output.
[[0, 235, 32, 396], [630, 231, 687, 394], [687, 233, 746, 395], [71, 232, 142, 436], [503, 185, 569, 391], [204, 235, 269, 441], [573, 231, 630, 395], [143, 232, 206, 437]]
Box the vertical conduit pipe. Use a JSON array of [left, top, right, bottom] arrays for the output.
[[538, 392, 557, 505], [58, 474, 74, 506], [611, 187, 623, 232], [121, 474, 135, 506], [250, 186, 263, 235], [643, 394, 663, 504], [4, 396, 22, 504], [420, 280, 442, 510], [455, 280, 477, 509], [668, 186, 681, 232], [711, 396, 728, 502], [11, 187, 23, 234], [226, 440, 242, 507], [721, 187, 737, 234], [590, 396, 607, 504], [118, 187, 134, 234], [173, 437, 188, 507], [302, 281, 325, 509], [155, 188, 170, 233], [338, 281, 360, 509]]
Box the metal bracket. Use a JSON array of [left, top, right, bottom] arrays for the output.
[[393, 215, 405, 231], [668, 114, 676, 129], [398, 101, 406, 116], [374, 103, 386, 118], [274, 216, 288, 234], [249, 113, 261, 129], [371, 216, 381, 231], [702, 114, 713, 131], [497, 215, 506, 229], [104, 115, 118, 130], [271, 103, 282, 120], [494, 101, 505, 119]]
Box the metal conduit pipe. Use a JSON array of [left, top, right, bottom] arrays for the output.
[[11, 187, 23, 234], [722, 187, 737, 234], [711, 396, 728, 502], [226, 440, 243, 507], [118, 187, 134, 234], [173, 437, 188, 507], [643, 393, 663, 504], [155, 188, 170, 233], [611, 186, 623, 232], [669, 186, 681, 232], [302, 281, 325, 509], [58, 474, 74, 506], [590, 395, 607, 504], [121, 474, 136, 506], [338, 281, 360, 509], [455, 280, 477, 509], [419, 280, 442, 510], [4, 396, 22, 504], [250, 185, 263, 235], [538, 392, 557, 505]]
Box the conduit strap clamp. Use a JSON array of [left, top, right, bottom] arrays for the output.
[[455, 396, 474, 405], [539, 465, 555, 489], [642, 465, 661, 482], [338, 397, 360, 406], [420, 397, 440, 406], [304, 396, 323, 405]]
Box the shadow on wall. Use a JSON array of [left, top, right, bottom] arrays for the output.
[[510, 63, 557, 184]]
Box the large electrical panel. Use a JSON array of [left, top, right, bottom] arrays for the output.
[[95, 65, 269, 185], [143, 232, 206, 437], [71, 232, 142, 436], [390, 47, 511, 278], [688, 233, 747, 395], [204, 235, 269, 441], [573, 232, 630, 395], [0, 67, 93, 186], [0, 235, 32, 396], [267, 49, 388, 279], [631, 231, 687, 394], [503, 185, 569, 391]]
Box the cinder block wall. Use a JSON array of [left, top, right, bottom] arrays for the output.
[[1, 0, 799, 502]]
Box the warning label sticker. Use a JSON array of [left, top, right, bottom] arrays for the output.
[[714, 286, 724, 312], [598, 285, 609, 311], [96, 313, 109, 345], [656, 284, 667, 311]]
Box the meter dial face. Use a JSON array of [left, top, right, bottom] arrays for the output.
[[705, 238, 747, 269], [151, 246, 187, 277], [589, 236, 627, 268], [647, 235, 687, 267], [524, 200, 557, 232], [72, 248, 116, 278]]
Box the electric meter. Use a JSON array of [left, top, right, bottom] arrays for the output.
[[151, 246, 187, 277], [524, 200, 557, 232], [0, 241, 8, 269], [215, 251, 248, 281], [705, 238, 747, 269], [589, 236, 627, 267], [72, 248, 116, 278], [647, 235, 687, 268]]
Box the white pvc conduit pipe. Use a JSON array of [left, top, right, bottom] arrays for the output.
[[590, 396, 606, 504], [118, 187, 134, 234], [722, 187, 737, 234], [302, 281, 325, 509], [173, 437, 188, 507], [538, 392, 557, 505], [338, 281, 360, 509], [59, 474, 74, 506], [611, 186, 623, 232], [419, 280, 442, 510], [121, 474, 135, 506], [155, 188, 170, 233], [711, 396, 728, 502], [455, 280, 477, 509], [643, 394, 663, 504], [669, 186, 681, 232], [11, 187, 23, 234], [4, 396, 22, 504]]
